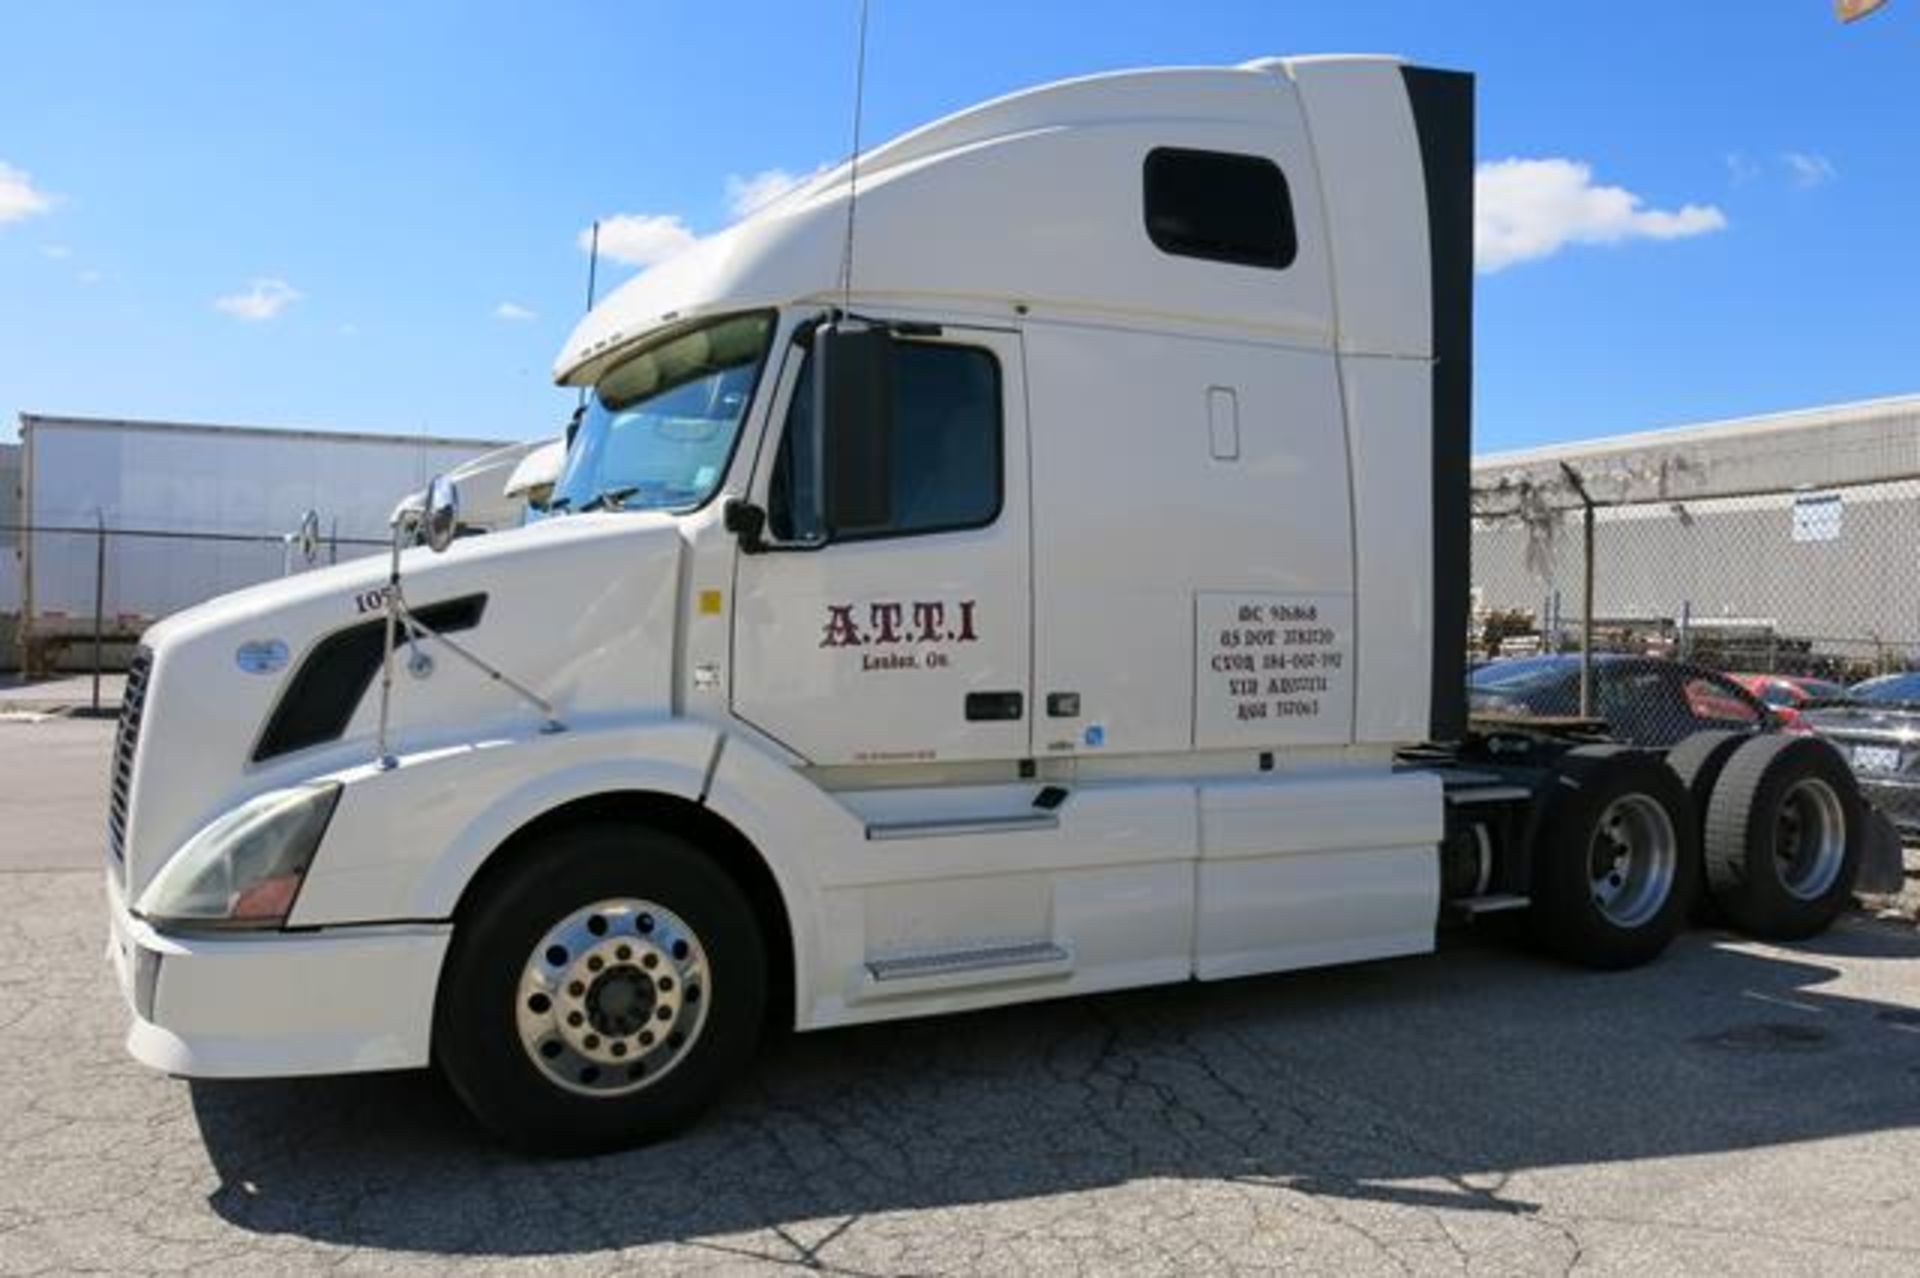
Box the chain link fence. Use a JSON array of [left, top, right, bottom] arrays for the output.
[[1471, 471, 1920, 694], [4, 519, 387, 692]]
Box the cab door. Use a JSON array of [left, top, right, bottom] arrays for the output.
[[730, 324, 1030, 766]]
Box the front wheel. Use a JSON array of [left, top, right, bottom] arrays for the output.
[[435, 823, 767, 1154]]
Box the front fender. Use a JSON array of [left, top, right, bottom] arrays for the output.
[[288, 719, 723, 925]]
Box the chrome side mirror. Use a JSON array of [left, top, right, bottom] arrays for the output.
[[423, 474, 461, 553]]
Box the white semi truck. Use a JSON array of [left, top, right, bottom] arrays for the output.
[[104, 57, 1867, 1153]]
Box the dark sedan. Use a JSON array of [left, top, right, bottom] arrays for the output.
[[1800, 672, 1920, 835], [1469, 654, 1775, 748]]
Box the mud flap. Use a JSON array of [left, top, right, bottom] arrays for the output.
[[1856, 806, 1907, 896]]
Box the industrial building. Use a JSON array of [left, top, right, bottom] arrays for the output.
[[7, 415, 510, 671], [1471, 394, 1920, 674]]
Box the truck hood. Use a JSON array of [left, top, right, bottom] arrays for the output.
[[119, 514, 686, 897]]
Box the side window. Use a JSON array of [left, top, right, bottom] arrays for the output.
[[1686, 676, 1760, 727], [1143, 147, 1297, 270], [769, 340, 1003, 542]]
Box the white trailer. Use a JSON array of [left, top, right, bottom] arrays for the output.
[[14, 416, 507, 669], [101, 58, 1871, 1153], [394, 438, 563, 541]]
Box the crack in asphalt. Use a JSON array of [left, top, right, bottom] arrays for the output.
[[6, 867, 1920, 1274]]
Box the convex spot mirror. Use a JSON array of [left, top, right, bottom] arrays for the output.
[[423, 473, 461, 553], [815, 321, 895, 536]]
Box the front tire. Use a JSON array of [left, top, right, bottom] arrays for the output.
[[435, 822, 767, 1155], [1529, 746, 1700, 970]]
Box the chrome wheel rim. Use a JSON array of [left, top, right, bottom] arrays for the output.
[[515, 898, 711, 1097], [1588, 793, 1678, 929], [1775, 778, 1847, 902]]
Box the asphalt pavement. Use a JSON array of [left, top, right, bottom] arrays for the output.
[[5, 716, 1920, 1275]]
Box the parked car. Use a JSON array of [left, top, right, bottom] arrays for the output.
[[1469, 654, 1776, 747], [1730, 673, 1848, 731], [1799, 672, 1920, 835]]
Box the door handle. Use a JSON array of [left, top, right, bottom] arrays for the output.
[[965, 691, 1024, 721]]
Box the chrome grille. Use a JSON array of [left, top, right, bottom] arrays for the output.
[[107, 647, 152, 868]]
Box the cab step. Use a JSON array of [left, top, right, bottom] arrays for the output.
[[858, 940, 1074, 1000], [1450, 893, 1530, 916]]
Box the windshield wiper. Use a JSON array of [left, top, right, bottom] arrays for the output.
[[579, 485, 641, 513]]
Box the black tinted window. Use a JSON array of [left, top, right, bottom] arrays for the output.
[[1144, 147, 1297, 269], [770, 341, 1002, 541]]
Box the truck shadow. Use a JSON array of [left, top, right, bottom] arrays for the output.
[[192, 920, 1920, 1257]]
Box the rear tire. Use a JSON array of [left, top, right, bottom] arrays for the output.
[[435, 822, 767, 1155], [1664, 730, 1751, 923], [1703, 735, 1862, 941], [1665, 730, 1750, 827], [1529, 746, 1700, 970]]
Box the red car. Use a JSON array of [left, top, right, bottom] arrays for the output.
[[1730, 674, 1847, 731]]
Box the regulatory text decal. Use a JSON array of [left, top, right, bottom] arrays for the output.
[[821, 600, 978, 672], [1194, 592, 1354, 747]]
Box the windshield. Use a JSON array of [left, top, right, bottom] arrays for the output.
[[551, 311, 775, 514]]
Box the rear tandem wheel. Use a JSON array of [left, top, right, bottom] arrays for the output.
[[1528, 745, 1701, 970]]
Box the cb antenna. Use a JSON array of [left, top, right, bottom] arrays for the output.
[[838, 0, 870, 315], [576, 219, 601, 410]]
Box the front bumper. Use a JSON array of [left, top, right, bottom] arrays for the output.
[[107, 872, 451, 1078]]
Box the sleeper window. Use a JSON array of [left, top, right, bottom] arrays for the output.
[[1143, 147, 1297, 269], [770, 341, 1003, 541]]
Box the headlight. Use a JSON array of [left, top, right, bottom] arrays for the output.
[[135, 783, 342, 931]]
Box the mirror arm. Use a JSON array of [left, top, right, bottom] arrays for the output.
[[724, 497, 768, 554]]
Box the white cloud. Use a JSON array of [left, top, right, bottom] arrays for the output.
[[1724, 151, 1760, 185], [0, 161, 54, 224], [1782, 151, 1836, 188], [213, 277, 302, 321], [582, 213, 698, 268], [582, 164, 830, 269], [723, 166, 828, 220], [493, 301, 537, 321], [1474, 158, 1727, 274], [77, 269, 104, 285], [40, 242, 71, 259]]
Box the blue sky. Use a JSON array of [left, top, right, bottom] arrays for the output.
[[1, 1, 1913, 452]]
